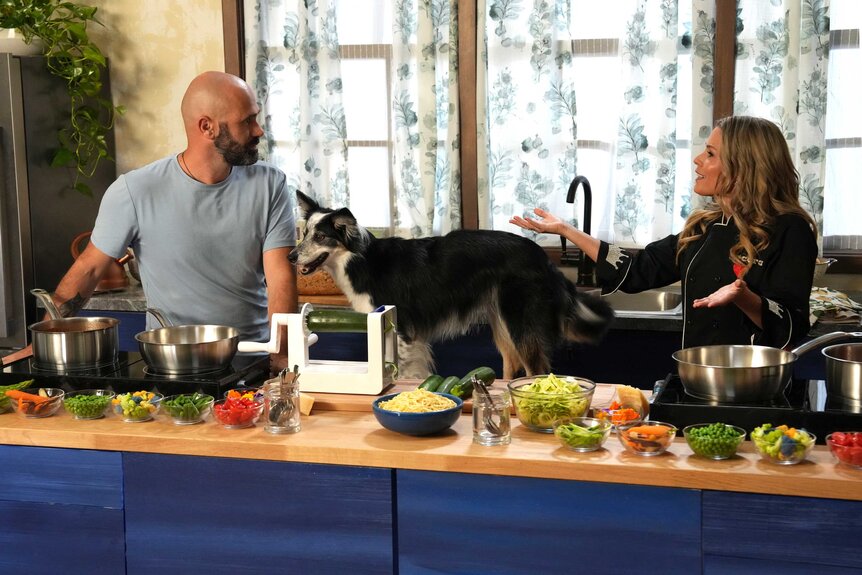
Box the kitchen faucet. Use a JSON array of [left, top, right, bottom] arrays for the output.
[[561, 175, 596, 288]]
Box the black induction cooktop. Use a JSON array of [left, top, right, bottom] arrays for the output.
[[0, 351, 270, 398]]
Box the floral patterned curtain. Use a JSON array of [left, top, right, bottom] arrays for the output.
[[243, 0, 460, 237], [477, 1, 580, 232], [391, 0, 462, 236], [732, 0, 830, 234], [245, 0, 349, 208], [482, 0, 828, 247]]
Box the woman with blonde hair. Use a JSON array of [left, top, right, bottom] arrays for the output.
[[510, 115, 817, 349]]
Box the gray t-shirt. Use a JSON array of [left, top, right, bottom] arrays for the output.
[[91, 156, 295, 341]]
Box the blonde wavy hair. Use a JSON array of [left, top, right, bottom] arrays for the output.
[[677, 115, 816, 276]]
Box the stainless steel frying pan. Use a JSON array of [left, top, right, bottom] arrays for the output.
[[672, 331, 862, 403]]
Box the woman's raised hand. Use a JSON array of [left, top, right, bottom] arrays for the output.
[[509, 208, 565, 235]]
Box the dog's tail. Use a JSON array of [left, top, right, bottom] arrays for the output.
[[562, 280, 615, 344]]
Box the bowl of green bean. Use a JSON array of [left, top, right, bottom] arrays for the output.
[[683, 422, 746, 460], [161, 393, 215, 425], [553, 417, 612, 452], [63, 389, 115, 420]]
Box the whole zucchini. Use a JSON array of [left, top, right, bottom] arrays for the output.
[[449, 366, 496, 398], [306, 310, 368, 333], [418, 375, 445, 392], [436, 376, 462, 395]]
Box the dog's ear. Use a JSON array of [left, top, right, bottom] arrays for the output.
[[331, 207, 357, 231], [331, 208, 362, 247], [295, 191, 320, 219]]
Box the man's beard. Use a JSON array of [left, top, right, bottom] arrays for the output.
[[214, 122, 260, 166]]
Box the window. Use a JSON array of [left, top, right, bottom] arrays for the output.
[[227, 1, 862, 263], [823, 0, 862, 249]]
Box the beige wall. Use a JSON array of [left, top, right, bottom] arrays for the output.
[[88, 0, 225, 175]]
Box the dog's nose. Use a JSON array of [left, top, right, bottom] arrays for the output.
[[288, 249, 298, 264]]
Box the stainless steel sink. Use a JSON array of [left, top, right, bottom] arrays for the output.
[[560, 267, 682, 315], [601, 290, 683, 315]]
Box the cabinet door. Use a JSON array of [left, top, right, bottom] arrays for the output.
[[397, 470, 702, 575], [80, 310, 145, 352], [703, 491, 862, 571], [0, 446, 125, 575], [123, 453, 393, 575]]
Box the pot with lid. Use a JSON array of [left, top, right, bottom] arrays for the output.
[[29, 289, 119, 369], [135, 308, 240, 375], [672, 331, 862, 403]]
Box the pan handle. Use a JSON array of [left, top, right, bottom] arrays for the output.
[[790, 331, 862, 357], [145, 308, 172, 328], [30, 289, 63, 320], [1, 345, 34, 366]]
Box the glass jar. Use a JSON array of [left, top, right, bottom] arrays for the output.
[[263, 379, 301, 434]]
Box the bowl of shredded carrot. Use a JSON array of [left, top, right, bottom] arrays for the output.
[[617, 420, 677, 456], [6, 387, 65, 418]]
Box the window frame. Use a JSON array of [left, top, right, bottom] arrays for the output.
[[221, 0, 860, 273]]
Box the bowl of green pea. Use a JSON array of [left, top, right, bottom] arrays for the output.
[[683, 422, 746, 460], [63, 389, 115, 420]]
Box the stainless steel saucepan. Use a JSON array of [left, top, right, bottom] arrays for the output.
[[28, 288, 119, 369], [135, 308, 240, 374], [822, 342, 862, 404], [672, 331, 862, 403]]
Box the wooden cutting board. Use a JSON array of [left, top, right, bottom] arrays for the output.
[[307, 380, 618, 414]]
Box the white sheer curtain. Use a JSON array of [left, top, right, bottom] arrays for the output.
[[479, 0, 828, 247], [243, 0, 461, 237]]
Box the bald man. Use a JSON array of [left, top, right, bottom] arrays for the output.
[[49, 71, 298, 346]]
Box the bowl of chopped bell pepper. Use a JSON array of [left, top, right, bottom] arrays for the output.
[[592, 400, 642, 429], [213, 396, 264, 429]]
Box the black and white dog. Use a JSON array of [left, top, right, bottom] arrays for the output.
[[289, 191, 614, 379]]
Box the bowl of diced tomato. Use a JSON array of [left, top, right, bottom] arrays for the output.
[[826, 431, 862, 469], [213, 396, 264, 429]]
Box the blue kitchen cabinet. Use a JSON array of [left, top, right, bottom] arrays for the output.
[[396, 470, 702, 575], [123, 453, 394, 575], [703, 491, 862, 573], [0, 446, 126, 575]]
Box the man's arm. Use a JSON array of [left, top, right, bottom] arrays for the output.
[[51, 242, 117, 318], [263, 247, 298, 363], [263, 246, 298, 317]]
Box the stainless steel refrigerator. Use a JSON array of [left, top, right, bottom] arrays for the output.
[[0, 53, 116, 350]]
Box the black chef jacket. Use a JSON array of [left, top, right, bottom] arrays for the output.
[[594, 214, 817, 349]]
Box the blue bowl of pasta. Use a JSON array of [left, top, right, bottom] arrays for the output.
[[372, 390, 464, 436]]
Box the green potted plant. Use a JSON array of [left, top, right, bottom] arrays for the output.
[[1, 0, 123, 195]]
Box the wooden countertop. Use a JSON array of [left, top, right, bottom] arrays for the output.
[[2, 382, 861, 502]]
